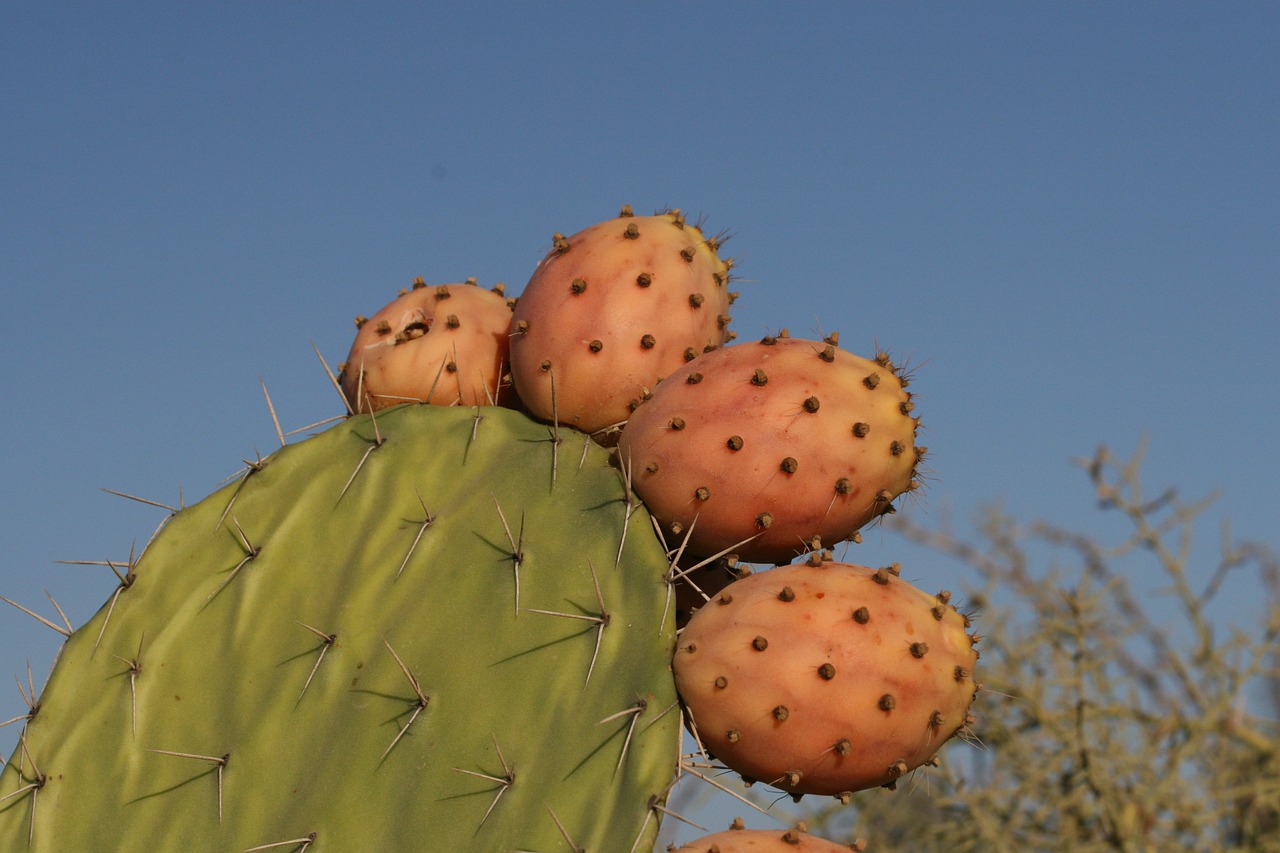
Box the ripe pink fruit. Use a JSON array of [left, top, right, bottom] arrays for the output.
[[508, 206, 734, 438], [674, 823, 859, 852], [617, 334, 922, 564], [340, 278, 514, 412], [673, 561, 978, 798]]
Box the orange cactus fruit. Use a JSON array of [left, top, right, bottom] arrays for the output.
[[508, 206, 734, 439], [617, 334, 922, 564], [339, 278, 514, 412], [673, 823, 860, 851], [673, 561, 978, 799]]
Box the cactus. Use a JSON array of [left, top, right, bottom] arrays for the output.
[[0, 404, 681, 851], [509, 206, 735, 439], [3, 204, 979, 852], [339, 277, 515, 411], [673, 561, 978, 799], [618, 333, 923, 565]]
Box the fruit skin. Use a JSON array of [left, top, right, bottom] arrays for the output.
[[0, 405, 680, 851], [339, 278, 514, 411], [673, 561, 978, 798], [509, 207, 734, 438], [674, 824, 859, 851], [618, 335, 922, 564]]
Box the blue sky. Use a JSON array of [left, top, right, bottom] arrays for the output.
[[3, 3, 1278, 843]]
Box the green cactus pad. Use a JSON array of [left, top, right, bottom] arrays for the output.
[[1, 405, 680, 851]]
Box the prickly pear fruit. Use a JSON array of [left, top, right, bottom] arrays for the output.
[[618, 334, 922, 564], [339, 277, 514, 411], [675, 822, 859, 851], [509, 206, 734, 438], [0, 405, 681, 851], [672, 553, 752, 628], [673, 561, 978, 798]]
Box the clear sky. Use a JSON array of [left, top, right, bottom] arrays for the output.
[[3, 3, 1278, 844]]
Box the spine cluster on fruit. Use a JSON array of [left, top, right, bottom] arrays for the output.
[[2, 204, 978, 852]]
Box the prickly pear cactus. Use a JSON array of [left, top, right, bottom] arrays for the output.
[[510, 206, 736, 437], [3, 203, 977, 853], [618, 333, 923, 565], [340, 277, 516, 412], [673, 561, 978, 799], [675, 821, 859, 851], [0, 405, 681, 851]]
